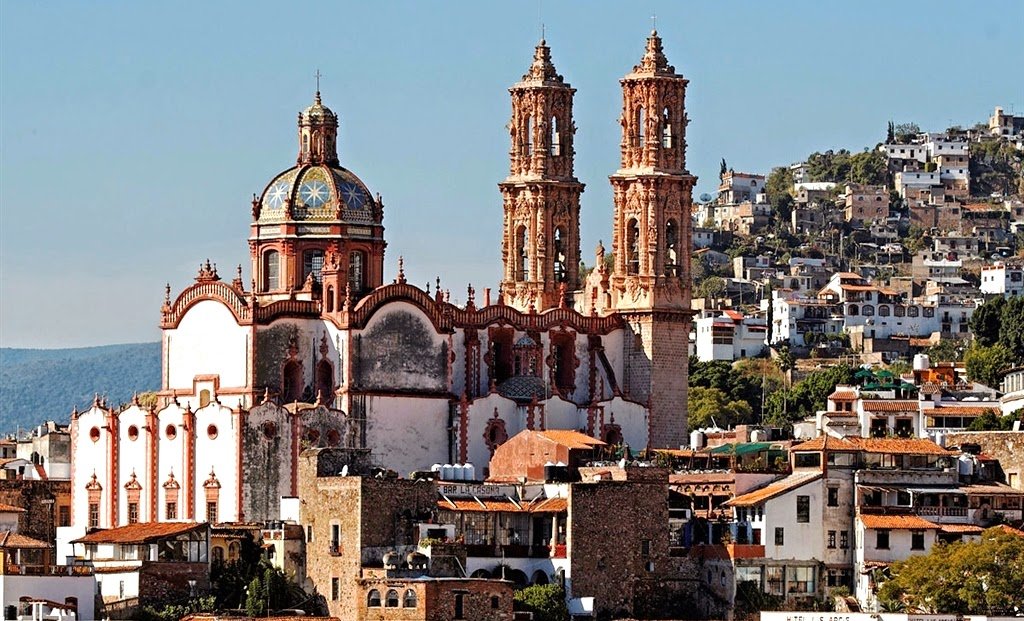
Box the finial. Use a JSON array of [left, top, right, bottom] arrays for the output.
[[237, 264, 243, 280], [426, 281, 431, 295], [397, 256, 406, 284], [651, 12, 657, 34], [342, 281, 352, 311], [541, 22, 546, 44], [314, 69, 322, 102], [467, 283, 476, 309], [164, 283, 171, 305]]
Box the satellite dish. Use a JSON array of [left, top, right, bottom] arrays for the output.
[[699, 193, 713, 203]]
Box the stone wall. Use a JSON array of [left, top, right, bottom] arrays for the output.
[[0, 479, 70, 542], [138, 561, 210, 604], [946, 431, 1024, 489]]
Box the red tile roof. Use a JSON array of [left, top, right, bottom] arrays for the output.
[[939, 524, 984, 534], [930, 405, 1000, 415], [72, 522, 204, 544], [862, 400, 919, 412], [829, 389, 859, 401], [849, 437, 953, 455], [0, 503, 25, 513], [536, 430, 606, 450], [858, 514, 939, 530], [437, 496, 567, 514], [724, 472, 822, 507], [0, 530, 50, 549], [791, 435, 860, 452], [995, 524, 1024, 537]]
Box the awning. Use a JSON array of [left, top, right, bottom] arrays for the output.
[[709, 442, 774, 456], [906, 487, 965, 495], [568, 597, 594, 615]]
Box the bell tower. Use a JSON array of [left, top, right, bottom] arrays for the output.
[[609, 31, 695, 448], [499, 39, 584, 312]]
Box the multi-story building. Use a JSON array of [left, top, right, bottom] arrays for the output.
[[980, 261, 1024, 297], [718, 171, 765, 204], [844, 184, 889, 226], [989, 105, 1024, 138], [694, 311, 768, 361]]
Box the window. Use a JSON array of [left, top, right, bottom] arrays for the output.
[[661, 107, 672, 148], [491, 595, 500, 609], [348, 251, 365, 294], [766, 566, 784, 595], [330, 523, 340, 553], [331, 577, 340, 601], [775, 527, 785, 546], [827, 487, 839, 507], [911, 530, 925, 550], [403, 589, 417, 608], [282, 360, 303, 404], [553, 226, 567, 282], [840, 530, 849, 549], [876, 530, 890, 550], [635, 106, 646, 147], [58, 505, 70, 527], [454, 593, 465, 619], [166, 501, 177, 520], [550, 116, 560, 156], [385, 589, 399, 607], [516, 226, 529, 281], [665, 219, 679, 275], [303, 249, 325, 284], [626, 218, 640, 274], [263, 250, 280, 291], [316, 359, 334, 403], [796, 496, 810, 523], [199, 389, 211, 408], [128, 502, 139, 524], [367, 589, 380, 607], [828, 530, 836, 549], [88, 503, 99, 529], [306, 525, 313, 542], [525, 115, 534, 155], [212, 546, 224, 564], [207, 501, 218, 524], [787, 566, 815, 594]]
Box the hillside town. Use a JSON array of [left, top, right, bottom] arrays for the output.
[[1, 20, 1023, 621]]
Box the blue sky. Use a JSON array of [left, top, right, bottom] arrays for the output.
[[1, 1, 1021, 348]]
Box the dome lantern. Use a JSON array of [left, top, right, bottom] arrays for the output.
[[298, 90, 339, 166]]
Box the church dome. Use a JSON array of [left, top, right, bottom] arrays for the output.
[[257, 164, 375, 225], [255, 91, 378, 225]]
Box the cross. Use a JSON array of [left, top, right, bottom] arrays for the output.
[[651, 12, 657, 32], [315, 69, 322, 93]]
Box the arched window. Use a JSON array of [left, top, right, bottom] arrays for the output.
[[878, 305, 891, 317], [211, 546, 224, 564], [863, 304, 875, 316], [385, 589, 399, 607], [525, 115, 534, 155], [661, 107, 672, 148], [367, 589, 381, 607], [316, 359, 333, 403], [636, 107, 646, 147], [848, 304, 859, 316], [403, 589, 417, 608], [908, 306, 919, 317], [199, 390, 211, 408], [282, 360, 303, 403], [665, 219, 679, 275], [516, 226, 529, 281], [553, 227, 567, 282], [626, 218, 640, 275], [550, 116, 560, 156], [228, 541, 240, 562], [303, 249, 325, 285], [263, 250, 280, 291], [326, 286, 334, 312], [348, 251, 365, 295]]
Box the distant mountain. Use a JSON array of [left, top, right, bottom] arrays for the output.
[[0, 343, 160, 434]]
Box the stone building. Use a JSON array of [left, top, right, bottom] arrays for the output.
[[63, 33, 696, 558]]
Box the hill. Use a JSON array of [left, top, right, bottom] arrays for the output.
[[0, 342, 160, 434]]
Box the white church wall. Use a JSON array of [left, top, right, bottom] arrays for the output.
[[116, 405, 154, 524], [155, 403, 186, 521], [465, 393, 522, 474], [193, 402, 240, 523], [256, 318, 341, 404], [71, 406, 111, 529], [544, 397, 583, 432], [364, 395, 449, 476], [166, 300, 250, 393], [355, 302, 448, 392], [599, 396, 649, 450], [600, 330, 626, 400]]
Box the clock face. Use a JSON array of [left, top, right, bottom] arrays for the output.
[[265, 181, 289, 209], [299, 180, 330, 208], [339, 181, 366, 209]]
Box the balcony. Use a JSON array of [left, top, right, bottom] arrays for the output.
[[328, 543, 342, 556], [464, 544, 553, 559]]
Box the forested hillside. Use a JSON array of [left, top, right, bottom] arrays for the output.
[[0, 343, 160, 433]]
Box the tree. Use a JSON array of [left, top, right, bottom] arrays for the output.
[[876, 527, 1024, 614], [964, 343, 1013, 388], [688, 386, 754, 429], [696, 276, 727, 300], [967, 296, 1004, 346], [893, 122, 921, 143], [764, 365, 855, 425], [998, 296, 1024, 363], [514, 584, 569, 621], [720, 158, 728, 178], [967, 410, 1018, 431], [689, 357, 771, 422], [886, 121, 895, 143]]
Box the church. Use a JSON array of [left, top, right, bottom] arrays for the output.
[[66, 31, 696, 533]]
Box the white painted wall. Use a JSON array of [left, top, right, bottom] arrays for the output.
[[364, 395, 450, 476], [193, 402, 240, 522], [166, 299, 251, 392], [0, 574, 95, 619], [71, 406, 111, 530], [761, 478, 824, 561]]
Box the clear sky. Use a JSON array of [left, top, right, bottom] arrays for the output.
[[1, 1, 1021, 348]]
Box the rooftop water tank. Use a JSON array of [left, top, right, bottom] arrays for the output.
[[463, 463, 476, 481], [440, 464, 454, 481], [913, 354, 931, 371], [690, 430, 706, 450]]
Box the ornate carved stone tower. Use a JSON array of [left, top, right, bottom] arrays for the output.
[[499, 40, 584, 312], [609, 31, 695, 448], [250, 92, 386, 309]]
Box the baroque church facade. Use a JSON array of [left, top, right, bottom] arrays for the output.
[[65, 31, 695, 535]]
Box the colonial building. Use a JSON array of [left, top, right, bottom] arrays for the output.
[[65, 33, 695, 538]]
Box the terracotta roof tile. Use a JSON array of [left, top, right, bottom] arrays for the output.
[[995, 524, 1024, 537], [0, 503, 25, 513], [724, 472, 822, 507], [862, 400, 919, 412], [829, 389, 859, 401], [858, 514, 939, 530], [849, 437, 953, 455], [437, 496, 567, 514], [939, 523, 984, 534], [930, 405, 1000, 415], [535, 430, 606, 450], [72, 522, 204, 544], [528, 497, 567, 513], [0, 530, 51, 549], [791, 436, 860, 452]]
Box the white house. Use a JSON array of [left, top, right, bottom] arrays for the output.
[[980, 262, 1024, 297], [694, 311, 767, 361]]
